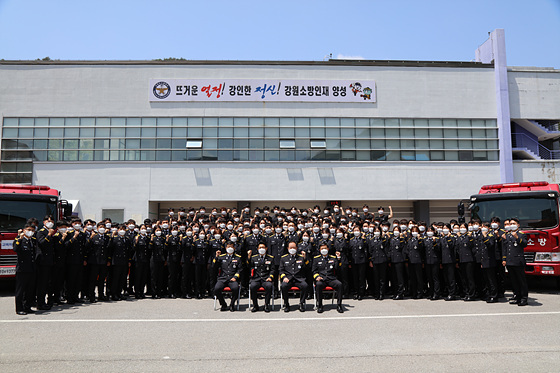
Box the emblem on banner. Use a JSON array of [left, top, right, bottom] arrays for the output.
[[153, 81, 171, 99]]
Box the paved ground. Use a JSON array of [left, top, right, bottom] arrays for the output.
[[1, 278, 559, 372]]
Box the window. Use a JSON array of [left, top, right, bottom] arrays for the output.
[[279, 140, 295, 149], [310, 140, 326, 148], [186, 140, 202, 148]]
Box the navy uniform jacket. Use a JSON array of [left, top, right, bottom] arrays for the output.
[[180, 235, 193, 264], [65, 231, 87, 265], [208, 237, 224, 259], [423, 236, 440, 265], [86, 233, 110, 265], [333, 237, 349, 266], [439, 235, 456, 265], [456, 234, 475, 263], [348, 235, 368, 265], [279, 254, 307, 282], [471, 231, 484, 263], [191, 238, 209, 265], [297, 241, 313, 259], [13, 236, 37, 273], [388, 235, 406, 263], [480, 233, 497, 268], [284, 231, 300, 244], [53, 232, 67, 266], [213, 253, 242, 281], [244, 234, 265, 255], [134, 234, 151, 263], [493, 228, 506, 261], [312, 255, 340, 282], [150, 235, 167, 263], [266, 234, 286, 266], [404, 236, 424, 264], [249, 254, 274, 281], [36, 227, 55, 266], [502, 231, 528, 266], [368, 235, 388, 264], [166, 234, 182, 263], [109, 235, 131, 266]]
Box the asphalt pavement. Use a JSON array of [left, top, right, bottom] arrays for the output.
[[1, 278, 559, 372]]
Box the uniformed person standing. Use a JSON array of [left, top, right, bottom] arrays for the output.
[[180, 228, 194, 298], [213, 242, 242, 312], [456, 223, 476, 301], [249, 243, 274, 312], [109, 225, 131, 301], [405, 227, 424, 299], [36, 215, 56, 310], [279, 242, 309, 312], [50, 221, 68, 305], [502, 218, 528, 306], [86, 222, 110, 302], [388, 226, 406, 299], [65, 219, 87, 304], [348, 226, 368, 300], [166, 227, 182, 298], [14, 224, 37, 315], [368, 227, 388, 300], [312, 244, 344, 313], [134, 225, 151, 299], [150, 227, 167, 299], [423, 227, 441, 300], [439, 224, 458, 301], [480, 223, 499, 303]]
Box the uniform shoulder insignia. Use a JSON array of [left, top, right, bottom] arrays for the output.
[[313, 255, 321, 259], [267, 254, 274, 259], [235, 254, 241, 257], [218, 254, 226, 257], [281, 254, 288, 258], [329, 255, 336, 258], [251, 254, 258, 258]]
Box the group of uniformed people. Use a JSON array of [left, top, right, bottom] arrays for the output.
[[13, 204, 529, 315]]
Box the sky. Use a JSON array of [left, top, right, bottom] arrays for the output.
[[0, 0, 559, 67]]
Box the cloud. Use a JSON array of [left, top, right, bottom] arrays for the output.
[[335, 54, 365, 60]]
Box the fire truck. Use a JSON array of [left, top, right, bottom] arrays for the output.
[[461, 181, 560, 285], [0, 184, 72, 278]]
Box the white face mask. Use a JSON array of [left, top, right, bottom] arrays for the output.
[[275, 228, 283, 233], [419, 226, 425, 232], [302, 236, 309, 242], [111, 228, 117, 233], [98, 228, 106, 234], [193, 227, 200, 233], [260, 224, 265, 229], [427, 231, 434, 237], [128, 224, 135, 230], [24, 230, 34, 237], [320, 249, 329, 256], [45, 221, 54, 229], [459, 228, 467, 234], [442, 229, 450, 235], [382, 226, 388, 232], [504, 225, 511, 231], [363, 208, 368, 213], [118, 230, 126, 236], [180, 212, 185, 216], [313, 227, 320, 233], [336, 233, 343, 238], [169, 212, 174, 216], [74, 224, 82, 230], [252, 229, 259, 235], [346, 210, 351, 215], [199, 234, 205, 239], [105, 223, 111, 228], [468, 226, 473, 232], [226, 247, 234, 254], [400, 225, 407, 231], [288, 248, 297, 255], [393, 231, 400, 237], [378, 210, 384, 214], [329, 228, 336, 234], [155, 231, 162, 237], [265, 229, 272, 234], [140, 229, 147, 235], [162, 224, 169, 229], [219, 224, 226, 229], [481, 227, 488, 233], [369, 227, 375, 233], [59, 228, 67, 234], [200, 210, 206, 214], [491, 223, 499, 229], [354, 231, 360, 237], [227, 225, 234, 230], [186, 231, 193, 236], [258, 248, 266, 255], [472, 225, 480, 231], [172, 230, 178, 236], [374, 231, 380, 237], [322, 233, 329, 239], [244, 231, 250, 236], [179, 226, 186, 231], [212, 211, 218, 216], [203, 225, 209, 230], [230, 236, 237, 242], [288, 227, 295, 232], [214, 234, 221, 240], [324, 210, 329, 215], [510, 224, 518, 231], [412, 232, 418, 237], [453, 228, 460, 234]]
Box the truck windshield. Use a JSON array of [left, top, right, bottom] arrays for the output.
[[0, 199, 57, 233], [471, 197, 559, 229]]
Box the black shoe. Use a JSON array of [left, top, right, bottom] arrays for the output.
[[196, 294, 203, 299], [170, 294, 177, 299], [24, 308, 36, 313], [37, 304, 51, 310], [431, 295, 440, 301], [379, 295, 384, 301], [353, 294, 358, 300], [317, 306, 324, 314], [220, 305, 228, 312], [518, 299, 528, 306], [509, 298, 519, 304], [264, 305, 271, 313], [155, 295, 161, 299], [464, 297, 474, 302], [16, 311, 27, 315], [357, 295, 363, 301], [299, 303, 305, 312], [486, 297, 498, 303], [251, 306, 258, 313], [186, 294, 192, 299], [337, 305, 344, 313], [394, 295, 404, 300], [230, 304, 235, 312], [90, 298, 98, 303], [283, 304, 290, 312]]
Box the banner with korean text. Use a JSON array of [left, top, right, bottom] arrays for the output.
[[150, 79, 376, 103]]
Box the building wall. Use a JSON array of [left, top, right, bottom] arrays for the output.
[[0, 64, 496, 119], [508, 69, 560, 119], [513, 161, 560, 183]]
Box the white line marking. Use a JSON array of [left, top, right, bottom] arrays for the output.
[[1, 311, 559, 323]]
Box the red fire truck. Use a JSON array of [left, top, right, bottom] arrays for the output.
[[464, 181, 560, 284], [0, 184, 72, 278]]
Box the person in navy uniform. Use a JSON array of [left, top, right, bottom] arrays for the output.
[[313, 244, 344, 313], [14, 224, 37, 315], [348, 226, 368, 300], [35, 215, 56, 310], [480, 223, 499, 303], [279, 241, 308, 312], [150, 227, 167, 299], [423, 227, 441, 300], [439, 224, 458, 301], [249, 243, 274, 312], [502, 218, 529, 306], [86, 222, 110, 302], [213, 242, 242, 312], [388, 226, 406, 299], [456, 223, 476, 301], [368, 227, 388, 300], [404, 227, 424, 299], [134, 225, 151, 299], [109, 225, 132, 301], [166, 226, 182, 299], [51, 221, 69, 305], [65, 219, 87, 304]]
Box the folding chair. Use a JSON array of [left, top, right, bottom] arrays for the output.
[[280, 286, 302, 305], [248, 285, 275, 309], [313, 283, 336, 310], [213, 286, 241, 310]]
